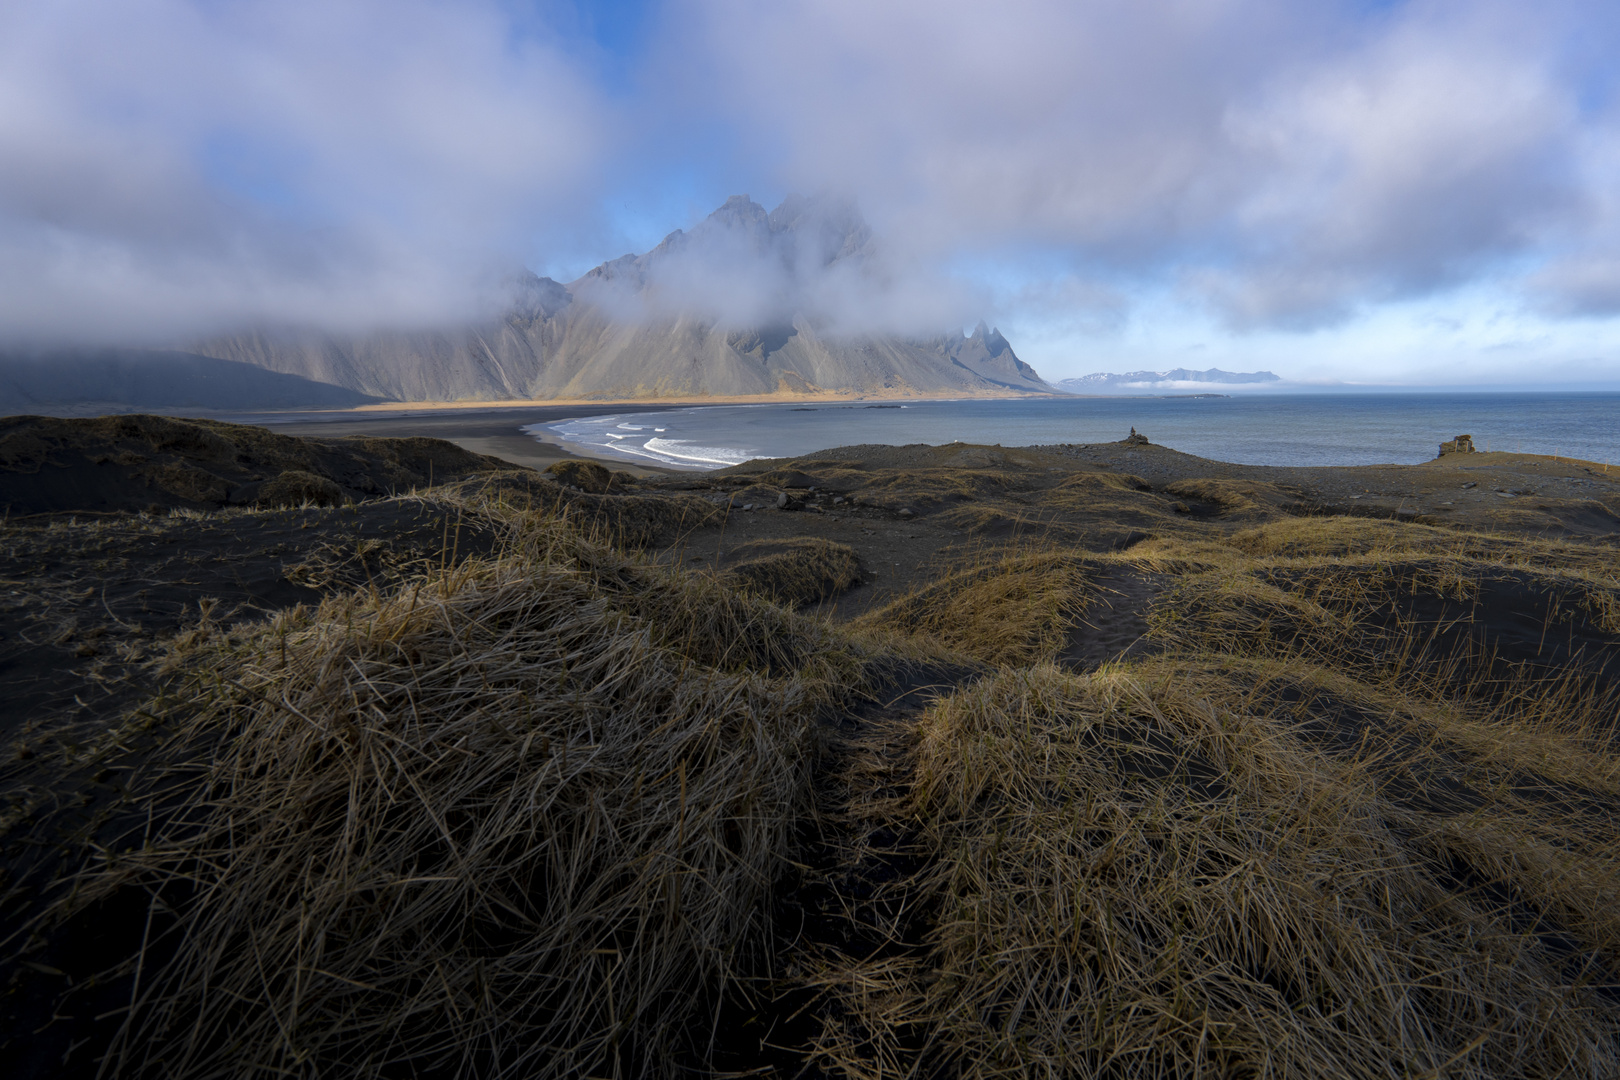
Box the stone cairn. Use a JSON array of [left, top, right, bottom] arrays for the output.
[[1124, 427, 1151, 446], [1438, 434, 1476, 457]]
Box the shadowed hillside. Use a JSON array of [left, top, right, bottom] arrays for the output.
[[0, 349, 381, 416], [0, 414, 511, 514]]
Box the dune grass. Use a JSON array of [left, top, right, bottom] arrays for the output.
[[438, 469, 722, 548], [22, 493, 1620, 1078], [50, 513, 897, 1079], [721, 537, 864, 608], [793, 516, 1620, 1079], [854, 548, 1094, 666], [807, 662, 1619, 1079]]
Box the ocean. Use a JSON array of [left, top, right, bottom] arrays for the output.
[[530, 392, 1620, 471]]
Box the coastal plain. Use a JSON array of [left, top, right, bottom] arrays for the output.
[[1, 414, 1617, 1079]]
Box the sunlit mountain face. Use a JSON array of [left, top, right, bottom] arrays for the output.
[[174, 195, 1050, 404]]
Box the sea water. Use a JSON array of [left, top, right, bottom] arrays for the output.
[[531, 392, 1620, 470]]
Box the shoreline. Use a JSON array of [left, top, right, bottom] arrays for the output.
[[40, 386, 1620, 480], [338, 387, 1060, 413], [237, 402, 711, 477], [206, 392, 1062, 476]]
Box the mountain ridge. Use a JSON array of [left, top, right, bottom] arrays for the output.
[[0, 348, 381, 416], [182, 195, 1052, 404], [1056, 368, 1280, 393]]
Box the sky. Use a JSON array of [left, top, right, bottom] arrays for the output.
[[3, 0, 1620, 386]]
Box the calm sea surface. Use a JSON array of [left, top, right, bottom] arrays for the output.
[[530, 393, 1620, 470]]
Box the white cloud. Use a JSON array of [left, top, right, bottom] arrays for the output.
[[571, 192, 985, 336], [0, 0, 609, 343], [671, 0, 1614, 333], [4, 0, 1620, 388]]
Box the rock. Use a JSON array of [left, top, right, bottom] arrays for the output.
[[1124, 427, 1150, 446], [776, 492, 804, 511], [898, 507, 915, 518], [1438, 434, 1476, 457], [1462, 481, 1478, 489], [258, 469, 345, 508], [772, 470, 818, 490], [544, 459, 614, 493]]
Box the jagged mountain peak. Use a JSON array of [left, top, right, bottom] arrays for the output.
[[507, 272, 572, 320], [183, 194, 1051, 404], [766, 193, 873, 264], [579, 193, 876, 296], [967, 321, 1012, 358], [707, 193, 771, 229]]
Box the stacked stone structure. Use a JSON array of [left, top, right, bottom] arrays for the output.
[[1439, 434, 1476, 456]]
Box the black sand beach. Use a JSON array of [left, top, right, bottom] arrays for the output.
[[1, 414, 1617, 1079], [241, 403, 697, 477]]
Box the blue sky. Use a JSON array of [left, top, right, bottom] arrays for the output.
[[3, 0, 1620, 387]]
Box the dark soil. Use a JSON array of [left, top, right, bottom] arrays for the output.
[[1058, 569, 1168, 671], [1, 418, 1617, 1077], [0, 500, 499, 751], [0, 499, 507, 1078], [1252, 563, 1620, 699], [705, 659, 983, 1079], [0, 414, 514, 515], [1040, 439, 1620, 537]]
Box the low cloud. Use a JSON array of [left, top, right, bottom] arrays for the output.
[[4, 0, 1620, 356], [571, 193, 985, 337], [0, 0, 608, 344], [671, 0, 1615, 331]]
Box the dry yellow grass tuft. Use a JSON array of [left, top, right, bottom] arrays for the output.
[[17, 462, 1620, 1079], [54, 516, 886, 1079], [854, 549, 1092, 666], [721, 537, 863, 608], [1164, 477, 1269, 514], [810, 664, 1620, 1079], [441, 469, 722, 548]]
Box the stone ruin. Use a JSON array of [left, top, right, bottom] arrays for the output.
[[1438, 434, 1476, 457]]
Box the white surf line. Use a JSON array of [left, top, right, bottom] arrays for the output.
[[525, 401, 828, 468], [520, 418, 766, 469], [520, 416, 653, 466], [607, 437, 770, 469]]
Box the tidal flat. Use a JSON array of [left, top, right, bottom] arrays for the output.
[[1, 414, 1618, 1078]]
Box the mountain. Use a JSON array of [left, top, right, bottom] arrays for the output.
[[1055, 368, 1280, 393], [0, 349, 381, 417], [187, 195, 1052, 403]]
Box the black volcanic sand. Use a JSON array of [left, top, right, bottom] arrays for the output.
[[1, 419, 1618, 1076], [650, 439, 1620, 618], [6, 423, 1611, 812], [241, 403, 687, 478], [0, 501, 512, 1070]]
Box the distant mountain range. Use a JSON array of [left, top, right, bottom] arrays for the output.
[[1056, 368, 1280, 393], [180, 195, 1049, 406]]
